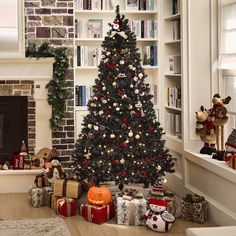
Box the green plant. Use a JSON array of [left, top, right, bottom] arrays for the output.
[[26, 42, 69, 129]]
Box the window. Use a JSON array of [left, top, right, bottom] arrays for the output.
[[219, 0, 236, 69]]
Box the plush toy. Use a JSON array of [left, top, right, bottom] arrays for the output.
[[209, 94, 231, 151], [144, 198, 175, 232], [195, 106, 216, 155], [46, 159, 66, 184]]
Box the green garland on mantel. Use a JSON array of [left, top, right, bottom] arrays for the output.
[[26, 42, 69, 130]]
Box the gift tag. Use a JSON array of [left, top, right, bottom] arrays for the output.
[[161, 211, 175, 223]]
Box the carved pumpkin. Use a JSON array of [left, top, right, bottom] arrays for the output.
[[87, 186, 112, 205]]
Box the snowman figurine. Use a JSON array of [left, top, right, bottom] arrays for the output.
[[144, 198, 175, 232]]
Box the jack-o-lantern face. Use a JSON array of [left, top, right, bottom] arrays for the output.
[[87, 186, 112, 205]]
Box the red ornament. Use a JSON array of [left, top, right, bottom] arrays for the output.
[[108, 64, 116, 69], [122, 171, 127, 177], [135, 111, 141, 117], [117, 88, 123, 95], [97, 95, 102, 100], [120, 142, 127, 148], [141, 170, 147, 176], [116, 48, 121, 53], [83, 159, 88, 164], [145, 156, 150, 163], [113, 160, 119, 165], [106, 76, 110, 79], [122, 118, 128, 125], [149, 124, 154, 131], [158, 153, 161, 158], [96, 86, 101, 91]]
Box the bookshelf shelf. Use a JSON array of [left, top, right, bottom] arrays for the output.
[[75, 106, 88, 111], [165, 39, 181, 44], [165, 106, 182, 112], [165, 73, 181, 77], [75, 38, 158, 42], [75, 10, 158, 14], [164, 13, 181, 21], [161, 0, 182, 144], [143, 65, 159, 69]]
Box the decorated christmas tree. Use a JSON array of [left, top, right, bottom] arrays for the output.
[[73, 6, 175, 189]]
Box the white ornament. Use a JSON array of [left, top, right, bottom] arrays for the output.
[[132, 67, 136, 71], [110, 133, 115, 139], [138, 73, 143, 79], [116, 107, 120, 111], [102, 99, 107, 104], [128, 65, 134, 70], [119, 60, 125, 64], [90, 103, 95, 107], [99, 111, 104, 115], [133, 77, 138, 81], [94, 125, 99, 131], [135, 89, 139, 94], [112, 82, 117, 86], [130, 84, 134, 88], [106, 52, 111, 56], [157, 165, 161, 171], [88, 124, 92, 129], [128, 131, 133, 137], [120, 158, 125, 164], [113, 102, 118, 107], [122, 94, 127, 99], [128, 104, 133, 109], [135, 134, 140, 139], [102, 86, 106, 91]]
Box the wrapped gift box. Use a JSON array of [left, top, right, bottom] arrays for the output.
[[54, 179, 83, 199], [51, 197, 76, 217], [81, 202, 115, 224], [116, 196, 147, 226], [182, 194, 208, 224], [28, 185, 53, 208], [35, 173, 51, 188], [225, 155, 236, 170]]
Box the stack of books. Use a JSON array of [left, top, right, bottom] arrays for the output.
[[168, 55, 181, 74], [167, 87, 181, 108], [75, 85, 94, 106], [142, 45, 158, 66]]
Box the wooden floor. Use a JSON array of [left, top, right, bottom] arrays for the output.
[[0, 193, 215, 236]]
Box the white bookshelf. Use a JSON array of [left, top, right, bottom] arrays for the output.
[[74, 0, 159, 139], [161, 0, 183, 147]]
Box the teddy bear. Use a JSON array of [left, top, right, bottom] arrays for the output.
[[46, 158, 66, 184], [144, 198, 175, 232], [195, 106, 216, 155]]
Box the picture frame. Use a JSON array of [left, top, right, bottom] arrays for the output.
[[87, 19, 103, 38], [125, 0, 139, 11]]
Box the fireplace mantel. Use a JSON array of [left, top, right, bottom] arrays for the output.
[[0, 58, 54, 80]]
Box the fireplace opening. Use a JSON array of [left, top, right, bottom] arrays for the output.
[[0, 96, 28, 165]]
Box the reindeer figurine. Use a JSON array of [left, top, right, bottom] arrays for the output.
[[209, 94, 231, 151], [195, 106, 216, 155]]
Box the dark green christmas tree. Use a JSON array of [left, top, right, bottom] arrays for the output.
[[74, 6, 175, 189]]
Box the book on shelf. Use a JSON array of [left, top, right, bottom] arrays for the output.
[[88, 19, 103, 38], [75, 85, 94, 106], [168, 55, 181, 74], [75, 19, 82, 38], [165, 112, 182, 138], [171, 0, 180, 15], [139, 0, 155, 10], [77, 46, 102, 67], [171, 19, 180, 40], [150, 84, 158, 105], [128, 20, 157, 39], [142, 45, 158, 66], [167, 87, 181, 108]]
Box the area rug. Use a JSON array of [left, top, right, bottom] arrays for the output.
[[0, 217, 71, 236]]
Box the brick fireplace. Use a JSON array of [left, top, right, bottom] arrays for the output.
[[0, 58, 54, 163]]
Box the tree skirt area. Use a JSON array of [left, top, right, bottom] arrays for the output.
[[0, 217, 71, 236]]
